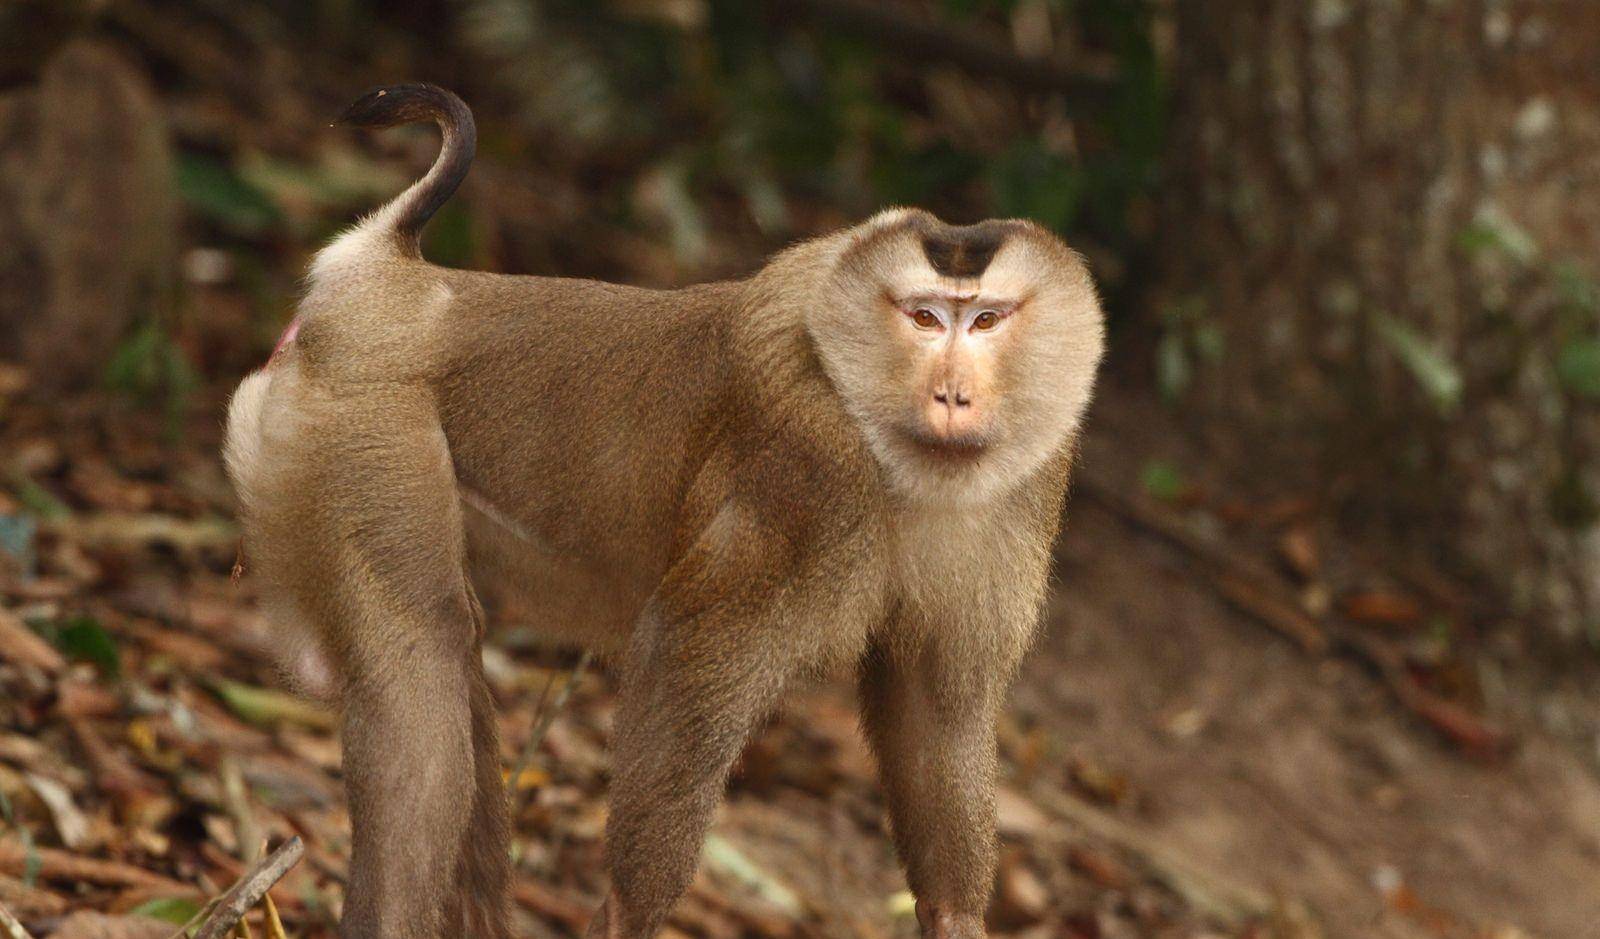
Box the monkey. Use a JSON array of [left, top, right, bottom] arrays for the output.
[[223, 84, 1103, 939]]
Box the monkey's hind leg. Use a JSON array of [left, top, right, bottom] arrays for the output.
[[258, 387, 510, 939]]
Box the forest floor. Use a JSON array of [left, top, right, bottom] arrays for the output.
[[3, 372, 1598, 939]]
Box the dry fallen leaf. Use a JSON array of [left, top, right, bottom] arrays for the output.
[[1341, 590, 1423, 629], [988, 851, 1049, 929]]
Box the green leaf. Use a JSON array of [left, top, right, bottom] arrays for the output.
[[1556, 338, 1600, 399], [1140, 460, 1186, 502], [129, 897, 203, 925], [1454, 211, 1538, 265], [6, 474, 69, 522], [210, 680, 337, 731], [0, 788, 40, 885], [1375, 316, 1463, 414], [20, 829, 38, 886], [103, 320, 200, 440], [56, 616, 120, 678], [1554, 262, 1600, 317]]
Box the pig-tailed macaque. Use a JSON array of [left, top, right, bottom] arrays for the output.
[[224, 84, 1103, 939]]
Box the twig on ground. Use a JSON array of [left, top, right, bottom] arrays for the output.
[[511, 880, 592, 930], [39, 513, 238, 552], [0, 899, 38, 939], [1077, 471, 1512, 759], [0, 610, 65, 674], [0, 841, 194, 892], [0, 874, 68, 919], [689, 880, 802, 938], [66, 718, 162, 800], [188, 837, 303, 939], [1028, 787, 1272, 926], [1077, 472, 1327, 653], [220, 760, 261, 865], [508, 651, 592, 821]]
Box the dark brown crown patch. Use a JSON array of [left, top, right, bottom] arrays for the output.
[[908, 217, 1020, 279]]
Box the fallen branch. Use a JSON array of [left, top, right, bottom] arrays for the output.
[[66, 718, 163, 801], [0, 609, 65, 674], [512, 880, 591, 930], [508, 651, 592, 821], [1029, 787, 1272, 926], [189, 836, 303, 939], [0, 874, 68, 919], [0, 899, 37, 939], [1077, 473, 1327, 654], [219, 759, 261, 865], [39, 513, 238, 551], [1077, 470, 1511, 759], [0, 841, 195, 893], [1338, 630, 1511, 759], [688, 880, 801, 938]]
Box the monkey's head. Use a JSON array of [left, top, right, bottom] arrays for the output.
[[809, 209, 1105, 503]]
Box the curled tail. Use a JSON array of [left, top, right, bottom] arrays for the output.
[[336, 83, 475, 253]]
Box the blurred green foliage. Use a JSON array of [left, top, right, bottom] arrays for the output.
[[129, 897, 205, 926], [36, 614, 121, 679], [1155, 295, 1222, 404], [65, 0, 1167, 433], [1139, 458, 1186, 502], [104, 319, 201, 439], [1375, 315, 1463, 416], [1455, 213, 1600, 531], [452, 0, 1164, 268], [175, 152, 283, 238]]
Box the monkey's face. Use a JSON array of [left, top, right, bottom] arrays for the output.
[[813, 210, 1105, 503]]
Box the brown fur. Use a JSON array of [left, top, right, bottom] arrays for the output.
[[224, 86, 1103, 939]]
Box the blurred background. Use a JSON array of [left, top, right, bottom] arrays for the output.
[[1, 1, 1598, 937]]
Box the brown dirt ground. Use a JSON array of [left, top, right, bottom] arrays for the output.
[[6, 384, 1600, 939]]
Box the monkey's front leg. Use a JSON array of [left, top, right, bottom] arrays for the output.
[[584, 609, 799, 939], [861, 631, 1022, 939]]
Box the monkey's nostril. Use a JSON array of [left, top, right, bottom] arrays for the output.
[[954, 392, 972, 407], [933, 391, 948, 405]]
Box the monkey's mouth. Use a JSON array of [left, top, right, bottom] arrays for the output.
[[902, 427, 991, 463]]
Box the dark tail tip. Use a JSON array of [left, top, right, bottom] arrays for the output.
[[334, 83, 476, 246], [336, 83, 469, 130]]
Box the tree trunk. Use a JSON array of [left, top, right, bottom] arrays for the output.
[[0, 38, 175, 390], [1164, 1, 1600, 643]]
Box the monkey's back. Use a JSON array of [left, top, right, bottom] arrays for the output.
[[432, 270, 750, 639]]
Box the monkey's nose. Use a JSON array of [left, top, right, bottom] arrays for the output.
[[926, 384, 982, 444]]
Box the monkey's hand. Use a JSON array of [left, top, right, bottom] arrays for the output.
[[917, 902, 987, 939]]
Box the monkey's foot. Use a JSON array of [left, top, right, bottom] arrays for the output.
[[916, 901, 986, 939]]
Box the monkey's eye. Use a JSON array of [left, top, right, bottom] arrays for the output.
[[972, 310, 1001, 331], [910, 308, 941, 330]]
